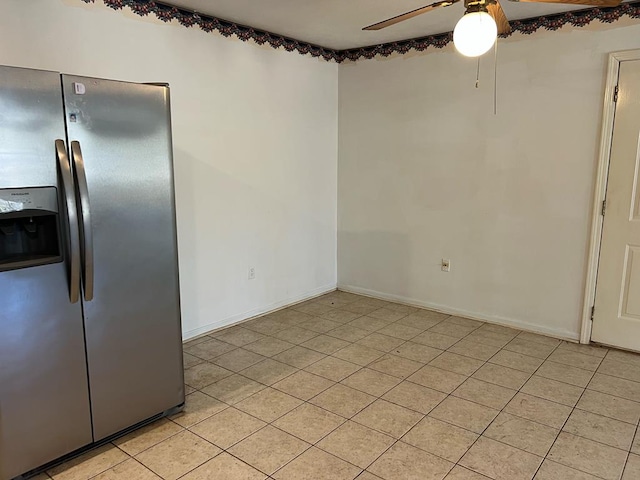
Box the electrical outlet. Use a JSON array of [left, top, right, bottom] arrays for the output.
[[248, 267, 255, 280], [441, 259, 451, 272]]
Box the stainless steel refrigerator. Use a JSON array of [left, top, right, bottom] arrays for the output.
[[0, 65, 185, 480]]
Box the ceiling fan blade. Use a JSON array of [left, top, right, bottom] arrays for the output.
[[487, 0, 512, 35], [363, 0, 460, 31], [512, 0, 620, 6]]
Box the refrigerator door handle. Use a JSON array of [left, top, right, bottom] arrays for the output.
[[55, 139, 81, 304], [70, 140, 94, 302]]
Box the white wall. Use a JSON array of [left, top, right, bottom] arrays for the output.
[[0, 0, 338, 339], [338, 22, 640, 340]]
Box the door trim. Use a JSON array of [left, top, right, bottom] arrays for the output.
[[581, 49, 640, 344]]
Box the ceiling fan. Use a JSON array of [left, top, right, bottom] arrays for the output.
[[363, 0, 622, 57]]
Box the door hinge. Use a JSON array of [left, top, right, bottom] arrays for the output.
[[591, 306, 595, 321], [614, 85, 619, 103], [601, 199, 607, 217]]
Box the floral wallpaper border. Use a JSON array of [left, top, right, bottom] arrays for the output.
[[82, 0, 640, 62], [81, 0, 341, 61]]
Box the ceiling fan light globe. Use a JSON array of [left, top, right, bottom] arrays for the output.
[[453, 11, 497, 57]]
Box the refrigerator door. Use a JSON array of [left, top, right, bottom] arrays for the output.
[[0, 66, 92, 480], [62, 76, 184, 440]]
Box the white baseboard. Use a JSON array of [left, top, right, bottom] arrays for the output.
[[182, 283, 337, 341], [337, 284, 580, 342]]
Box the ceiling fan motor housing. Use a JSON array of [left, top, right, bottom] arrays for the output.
[[465, 0, 496, 14]]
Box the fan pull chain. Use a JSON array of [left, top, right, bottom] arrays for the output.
[[493, 39, 498, 115], [475, 57, 480, 89]]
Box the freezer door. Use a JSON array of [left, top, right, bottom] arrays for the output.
[[0, 66, 92, 480], [62, 76, 184, 440]]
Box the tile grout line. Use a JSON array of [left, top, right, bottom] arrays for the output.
[[178, 392, 319, 478], [74, 445, 132, 480], [621, 404, 640, 480]]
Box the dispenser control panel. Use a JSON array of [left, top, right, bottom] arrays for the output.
[[0, 187, 58, 214]]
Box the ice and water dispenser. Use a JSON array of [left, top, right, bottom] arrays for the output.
[[0, 187, 62, 271]]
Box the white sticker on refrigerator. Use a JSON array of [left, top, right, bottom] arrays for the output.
[[0, 199, 24, 213], [73, 82, 86, 95]]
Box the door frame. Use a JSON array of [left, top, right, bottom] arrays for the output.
[[580, 49, 640, 344]]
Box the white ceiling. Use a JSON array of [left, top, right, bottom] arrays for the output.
[[170, 0, 591, 50]]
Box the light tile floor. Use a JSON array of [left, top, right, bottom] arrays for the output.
[[40, 291, 640, 480]]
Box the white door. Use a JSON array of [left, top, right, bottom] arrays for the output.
[[592, 59, 640, 352]]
